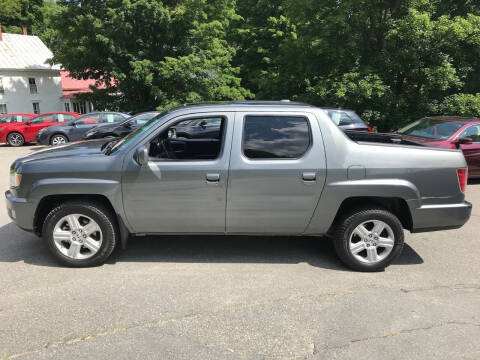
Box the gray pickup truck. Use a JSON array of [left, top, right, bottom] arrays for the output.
[[6, 101, 472, 271]]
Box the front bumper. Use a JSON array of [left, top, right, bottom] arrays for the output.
[[36, 131, 49, 145], [411, 201, 472, 233], [5, 190, 35, 231]]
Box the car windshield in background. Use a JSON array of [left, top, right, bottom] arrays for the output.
[[122, 112, 160, 126], [327, 110, 362, 126], [398, 118, 466, 140], [109, 111, 167, 153]]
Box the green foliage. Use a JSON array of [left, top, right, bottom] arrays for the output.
[[435, 93, 480, 117], [48, 0, 252, 111], [4, 1, 480, 128], [0, 0, 43, 33]]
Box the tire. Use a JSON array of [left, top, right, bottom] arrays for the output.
[[50, 134, 68, 146], [7, 132, 25, 147], [43, 201, 118, 267], [333, 208, 404, 272]]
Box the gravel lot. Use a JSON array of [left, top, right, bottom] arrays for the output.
[[0, 145, 479, 360]]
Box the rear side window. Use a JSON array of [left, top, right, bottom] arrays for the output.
[[243, 115, 311, 159]]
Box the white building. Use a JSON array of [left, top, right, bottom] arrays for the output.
[[0, 30, 64, 115]]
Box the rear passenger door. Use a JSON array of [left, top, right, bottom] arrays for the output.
[[226, 112, 327, 234]]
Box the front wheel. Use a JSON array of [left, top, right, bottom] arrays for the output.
[[7, 132, 25, 147], [50, 134, 68, 146], [333, 208, 404, 272], [43, 201, 118, 267]]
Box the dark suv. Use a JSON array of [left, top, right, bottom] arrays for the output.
[[36, 112, 129, 146]]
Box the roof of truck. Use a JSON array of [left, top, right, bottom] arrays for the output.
[[165, 101, 318, 114]]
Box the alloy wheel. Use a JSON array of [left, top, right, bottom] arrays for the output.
[[52, 214, 103, 260], [349, 220, 395, 264], [51, 135, 67, 146], [8, 133, 23, 146]]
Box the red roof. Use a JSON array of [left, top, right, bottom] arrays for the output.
[[60, 71, 108, 98]]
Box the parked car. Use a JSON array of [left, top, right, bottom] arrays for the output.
[[6, 101, 471, 270], [84, 112, 160, 140], [0, 112, 80, 146], [397, 116, 480, 178], [324, 108, 371, 132], [36, 112, 130, 146], [0, 113, 35, 124]]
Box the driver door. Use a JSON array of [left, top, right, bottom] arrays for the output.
[[122, 112, 233, 233]]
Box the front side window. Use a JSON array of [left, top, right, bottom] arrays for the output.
[[0, 115, 12, 122], [31, 115, 51, 124], [0, 104, 7, 114], [32, 102, 40, 114], [148, 116, 225, 161], [29, 78, 37, 94], [460, 125, 480, 142], [102, 114, 125, 123], [243, 115, 311, 159], [75, 114, 101, 125]]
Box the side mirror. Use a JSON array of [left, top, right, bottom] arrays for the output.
[[134, 146, 149, 165], [124, 121, 132, 128], [452, 137, 473, 149], [199, 120, 207, 128], [25, 121, 31, 125]]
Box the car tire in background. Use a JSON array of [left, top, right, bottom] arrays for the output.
[[333, 207, 404, 272], [7, 132, 25, 147], [42, 201, 118, 267], [50, 134, 68, 146]]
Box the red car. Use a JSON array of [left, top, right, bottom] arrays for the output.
[[397, 116, 480, 178], [0, 112, 80, 146], [0, 113, 35, 124]]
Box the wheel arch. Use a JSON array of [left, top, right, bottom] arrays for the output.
[[49, 132, 69, 144], [329, 196, 413, 233]]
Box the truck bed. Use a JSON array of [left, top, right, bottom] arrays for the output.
[[344, 130, 425, 146]]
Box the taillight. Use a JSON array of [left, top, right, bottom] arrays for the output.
[[367, 127, 372, 132], [457, 168, 468, 194]]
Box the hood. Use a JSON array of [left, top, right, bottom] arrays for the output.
[[12, 139, 109, 170]]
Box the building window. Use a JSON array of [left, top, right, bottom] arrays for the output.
[[64, 102, 70, 112], [32, 102, 40, 114], [29, 78, 38, 94], [0, 104, 7, 114], [73, 101, 87, 114], [0, 77, 4, 95]]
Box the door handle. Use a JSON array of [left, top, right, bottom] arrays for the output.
[[302, 172, 316, 181], [206, 173, 220, 182]]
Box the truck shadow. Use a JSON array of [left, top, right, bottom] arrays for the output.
[[0, 222, 423, 270]]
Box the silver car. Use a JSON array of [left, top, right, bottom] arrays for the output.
[[6, 101, 471, 271]]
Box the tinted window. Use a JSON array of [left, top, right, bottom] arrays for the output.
[[0, 115, 12, 123], [31, 116, 52, 124], [460, 125, 480, 142], [327, 110, 355, 126], [75, 114, 101, 125], [243, 116, 311, 159]]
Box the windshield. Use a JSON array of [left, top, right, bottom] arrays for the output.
[[397, 118, 466, 140], [109, 111, 168, 153]]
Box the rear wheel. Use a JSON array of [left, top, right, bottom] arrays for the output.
[[7, 132, 24, 147], [333, 208, 404, 272], [50, 134, 68, 146], [43, 201, 118, 267]]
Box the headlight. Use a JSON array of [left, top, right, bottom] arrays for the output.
[[10, 169, 22, 188]]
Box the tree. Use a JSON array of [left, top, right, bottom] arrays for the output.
[[0, 0, 43, 34], [50, 0, 252, 112]]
